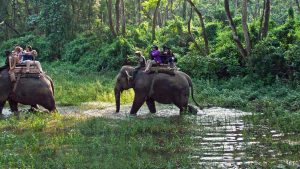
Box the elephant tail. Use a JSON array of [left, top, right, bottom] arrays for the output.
[[185, 74, 202, 109], [45, 75, 55, 96]]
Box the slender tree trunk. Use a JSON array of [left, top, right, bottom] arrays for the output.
[[152, 0, 161, 41], [188, 8, 201, 51], [234, 0, 238, 16], [12, 0, 16, 27], [4, 21, 20, 35], [24, 0, 31, 15], [166, 1, 169, 20], [186, 0, 210, 55], [183, 0, 187, 20], [135, 0, 141, 24], [121, 0, 126, 35], [170, 0, 173, 19], [115, 0, 121, 35], [261, 0, 270, 38], [106, 0, 116, 36], [224, 0, 247, 64], [242, 0, 251, 55], [295, 0, 300, 13], [258, 0, 265, 40]]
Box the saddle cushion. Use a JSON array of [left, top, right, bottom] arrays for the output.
[[14, 66, 40, 74]]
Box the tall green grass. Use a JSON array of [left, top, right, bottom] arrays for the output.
[[0, 113, 193, 168], [44, 61, 134, 106]]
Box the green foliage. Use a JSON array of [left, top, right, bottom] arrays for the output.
[[284, 41, 300, 80], [178, 43, 242, 79], [249, 37, 286, 79], [0, 34, 51, 61]]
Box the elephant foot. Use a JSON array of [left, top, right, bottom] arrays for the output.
[[129, 113, 137, 117], [0, 114, 5, 120]]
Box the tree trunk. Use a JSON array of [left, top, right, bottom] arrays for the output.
[[258, 0, 265, 40], [166, 1, 169, 20], [115, 0, 121, 35], [224, 0, 247, 64], [24, 0, 31, 15], [136, 0, 141, 24], [242, 0, 251, 55], [152, 0, 161, 41], [121, 0, 126, 35], [234, 0, 238, 17], [183, 0, 187, 20], [188, 8, 201, 51], [106, 0, 117, 37], [261, 0, 270, 38], [296, 0, 300, 13], [186, 0, 210, 55]]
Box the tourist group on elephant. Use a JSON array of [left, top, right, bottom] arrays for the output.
[[0, 45, 55, 117], [0, 44, 199, 117]]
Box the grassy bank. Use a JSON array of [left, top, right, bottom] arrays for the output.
[[0, 113, 193, 168]]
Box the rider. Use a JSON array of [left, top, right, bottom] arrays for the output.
[[161, 45, 176, 68], [144, 45, 162, 73], [128, 51, 146, 80], [22, 45, 43, 73], [0, 50, 11, 71]]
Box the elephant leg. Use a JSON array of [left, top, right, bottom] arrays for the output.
[[8, 100, 19, 117], [29, 105, 39, 112], [146, 98, 156, 113], [174, 96, 188, 115], [0, 101, 6, 118], [130, 94, 147, 115]]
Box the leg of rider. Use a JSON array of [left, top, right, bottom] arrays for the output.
[[35, 61, 43, 73], [26, 60, 30, 72]]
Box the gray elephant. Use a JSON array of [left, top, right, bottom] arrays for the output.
[[114, 66, 200, 115], [0, 69, 56, 116]]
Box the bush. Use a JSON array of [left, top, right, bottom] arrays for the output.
[[249, 37, 287, 79], [284, 41, 300, 80], [0, 34, 51, 61], [62, 35, 135, 71]]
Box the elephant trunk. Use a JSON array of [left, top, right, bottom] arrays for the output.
[[114, 86, 121, 113]]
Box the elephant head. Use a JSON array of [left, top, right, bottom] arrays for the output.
[[114, 66, 135, 113]]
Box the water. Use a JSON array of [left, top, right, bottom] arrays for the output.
[[2, 103, 300, 168]]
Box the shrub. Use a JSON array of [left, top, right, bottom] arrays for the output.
[[249, 37, 286, 79]]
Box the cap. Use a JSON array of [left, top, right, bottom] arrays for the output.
[[135, 51, 142, 55]]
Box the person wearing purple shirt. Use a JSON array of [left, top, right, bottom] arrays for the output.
[[144, 45, 162, 73]]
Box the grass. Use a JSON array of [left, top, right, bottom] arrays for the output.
[[0, 112, 194, 168], [44, 61, 134, 106]]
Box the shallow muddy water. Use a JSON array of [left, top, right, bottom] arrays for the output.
[[2, 103, 300, 168]]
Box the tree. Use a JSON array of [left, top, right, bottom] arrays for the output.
[[186, 0, 210, 55], [242, 0, 251, 55], [261, 0, 270, 38], [224, 0, 247, 64], [106, 0, 117, 37], [152, 0, 161, 41]]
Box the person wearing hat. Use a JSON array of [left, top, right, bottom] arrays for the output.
[[0, 50, 11, 71], [144, 45, 162, 73], [134, 51, 146, 69], [127, 51, 146, 80]]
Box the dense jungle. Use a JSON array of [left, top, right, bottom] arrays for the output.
[[0, 0, 300, 168]]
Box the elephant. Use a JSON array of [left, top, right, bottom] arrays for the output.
[[114, 65, 201, 115], [0, 69, 56, 116]]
